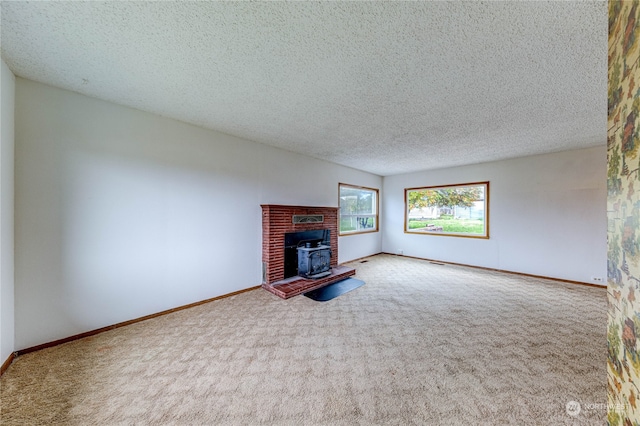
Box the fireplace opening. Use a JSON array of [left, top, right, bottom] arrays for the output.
[[284, 229, 331, 279]]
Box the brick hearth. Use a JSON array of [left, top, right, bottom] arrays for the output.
[[262, 265, 356, 299], [261, 204, 355, 299]]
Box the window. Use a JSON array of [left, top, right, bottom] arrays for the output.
[[405, 181, 489, 238], [339, 183, 379, 235]]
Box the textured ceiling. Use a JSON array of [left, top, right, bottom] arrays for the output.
[[1, 1, 607, 176]]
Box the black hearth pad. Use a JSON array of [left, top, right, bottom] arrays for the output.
[[303, 278, 365, 302]]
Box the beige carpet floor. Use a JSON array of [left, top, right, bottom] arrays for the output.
[[0, 254, 606, 425]]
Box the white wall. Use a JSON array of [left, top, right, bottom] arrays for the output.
[[15, 78, 382, 349], [0, 59, 16, 364], [382, 146, 606, 284]]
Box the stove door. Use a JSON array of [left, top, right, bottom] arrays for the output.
[[298, 248, 331, 278], [308, 249, 331, 276]]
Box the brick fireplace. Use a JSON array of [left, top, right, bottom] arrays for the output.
[[261, 204, 355, 299]]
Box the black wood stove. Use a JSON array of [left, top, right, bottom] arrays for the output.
[[284, 229, 331, 279], [296, 240, 331, 279]]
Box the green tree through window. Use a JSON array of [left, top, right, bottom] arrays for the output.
[[339, 184, 379, 235], [405, 182, 489, 238]]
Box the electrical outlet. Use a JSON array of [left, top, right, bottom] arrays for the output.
[[398, 249, 403, 255], [591, 277, 603, 283]]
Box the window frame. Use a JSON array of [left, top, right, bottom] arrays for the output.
[[404, 181, 489, 239], [339, 183, 380, 236]]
